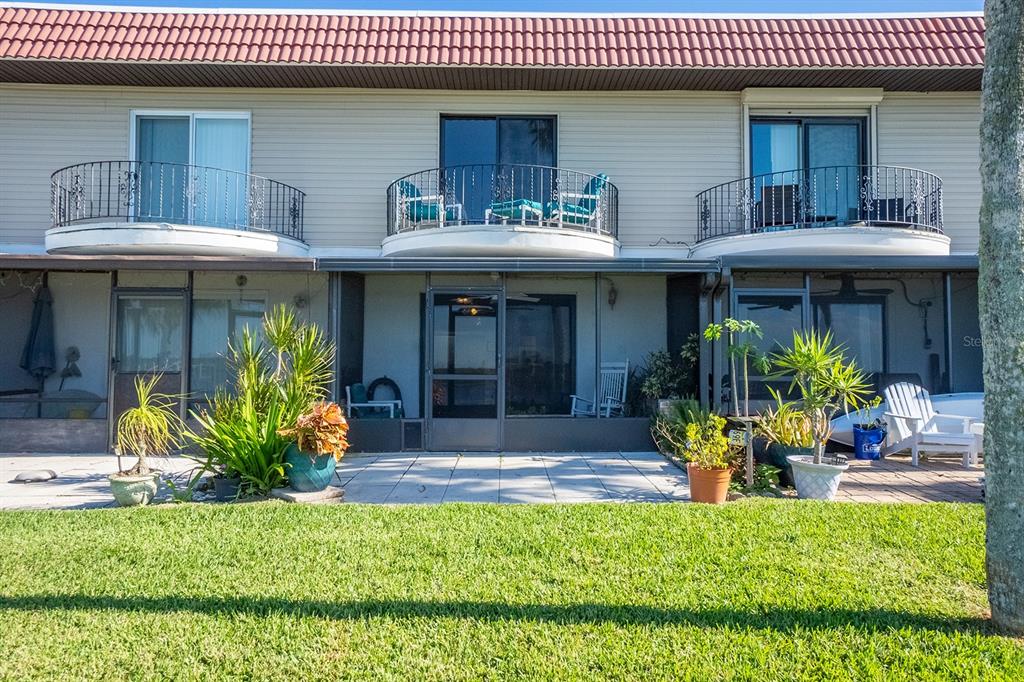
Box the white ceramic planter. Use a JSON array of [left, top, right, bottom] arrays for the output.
[[109, 472, 160, 507], [786, 455, 849, 501]]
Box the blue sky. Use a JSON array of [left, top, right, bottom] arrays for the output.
[[40, 1, 983, 12]]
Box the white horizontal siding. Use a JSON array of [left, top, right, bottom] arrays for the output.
[[0, 85, 981, 255], [876, 92, 981, 254], [0, 85, 741, 249]]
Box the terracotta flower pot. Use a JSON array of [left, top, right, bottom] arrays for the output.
[[686, 464, 732, 504]]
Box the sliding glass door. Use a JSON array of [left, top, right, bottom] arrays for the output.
[[750, 117, 865, 227], [134, 112, 250, 228], [440, 116, 556, 223]]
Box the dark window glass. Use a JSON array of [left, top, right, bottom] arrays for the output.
[[440, 118, 498, 168], [498, 118, 556, 167], [431, 294, 499, 376], [440, 116, 556, 223], [505, 294, 575, 415], [749, 117, 865, 228], [432, 380, 497, 418], [733, 292, 804, 400], [812, 298, 885, 376], [950, 275, 983, 393]]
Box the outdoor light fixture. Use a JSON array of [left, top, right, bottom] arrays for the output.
[[608, 283, 618, 309]]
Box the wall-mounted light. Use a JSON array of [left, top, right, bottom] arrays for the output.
[[607, 282, 618, 309]]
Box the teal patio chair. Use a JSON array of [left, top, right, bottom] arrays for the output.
[[345, 383, 401, 419], [546, 173, 609, 231], [396, 180, 463, 230]]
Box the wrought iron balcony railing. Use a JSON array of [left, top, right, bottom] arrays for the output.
[[51, 160, 306, 241], [386, 164, 618, 238], [696, 165, 943, 242]]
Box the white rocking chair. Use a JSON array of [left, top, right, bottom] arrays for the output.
[[882, 381, 980, 467], [571, 360, 629, 417]]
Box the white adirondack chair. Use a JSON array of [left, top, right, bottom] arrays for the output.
[[571, 360, 629, 417], [882, 381, 980, 467]]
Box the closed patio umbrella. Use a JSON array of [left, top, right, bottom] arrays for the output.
[[20, 283, 55, 417]]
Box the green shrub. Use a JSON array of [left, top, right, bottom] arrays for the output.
[[188, 305, 334, 494]]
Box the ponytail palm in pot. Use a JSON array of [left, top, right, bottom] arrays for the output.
[[769, 330, 870, 500], [110, 374, 182, 507]]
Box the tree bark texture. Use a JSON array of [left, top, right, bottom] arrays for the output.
[[980, 0, 1024, 636]]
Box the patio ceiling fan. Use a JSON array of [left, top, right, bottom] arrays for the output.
[[817, 274, 894, 298], [506, 293, 541, 303]]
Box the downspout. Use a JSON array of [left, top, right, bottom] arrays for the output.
[[700, 268, 725, 409]]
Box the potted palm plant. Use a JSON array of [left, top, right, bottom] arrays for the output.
[[768, 330, 871, 500], [653, 403, 738, 504], [278, 401, 351, 492], [755, 390, 814, 487], [110, 375, 181, 507], [188, 305, 335, 499]]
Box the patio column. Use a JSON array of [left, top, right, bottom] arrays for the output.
[[594, 272, 602, 420]]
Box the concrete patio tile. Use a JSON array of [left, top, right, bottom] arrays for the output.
[[340, 481, 400, 503], [386, 455, 458, 504], [334, 455, 379, 485], [443, 458, 500, 502]]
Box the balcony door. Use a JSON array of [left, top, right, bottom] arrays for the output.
[[426, 289, 504, 451], [132, 112, 250, 228], [750, 117, 866, 226], [440, 116, 556, 223]]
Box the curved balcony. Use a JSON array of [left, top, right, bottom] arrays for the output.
[[383, 164, 619, 257], [47, 161, 308, 257], [691, 165, 949, 258]]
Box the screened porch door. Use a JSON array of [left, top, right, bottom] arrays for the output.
[[109, 291, 188, 448], [426, 289, 503, 451]]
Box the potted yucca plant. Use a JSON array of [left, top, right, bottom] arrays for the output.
[[278, 401, 351, 492], [768, 330, 870, 500], [110, 375, 182, 507], [755, 390, 814, 487]]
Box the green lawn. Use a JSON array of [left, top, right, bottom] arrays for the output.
[[0, 502, 1020, 680]]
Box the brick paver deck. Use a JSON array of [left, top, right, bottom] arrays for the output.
[[834, 454, 983, 503]]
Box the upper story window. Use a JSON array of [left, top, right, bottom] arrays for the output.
[[750, 116, 867, 226], [440, 115, 556, 169], [439, 115, 557, 221], [751, 116, 866, 176], [131, 111, 250, 226]]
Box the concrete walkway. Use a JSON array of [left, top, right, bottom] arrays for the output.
[[1, 451, 984, 509], [1, 453, 199, 510], [335, 452, 690, 504]]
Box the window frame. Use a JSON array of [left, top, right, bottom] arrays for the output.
[[438, 114, 558, 169], [129, 109, 252, 171], [749, 115, 868, 176]]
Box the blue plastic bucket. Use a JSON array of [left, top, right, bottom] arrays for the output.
[[853, 425, 886, 461]]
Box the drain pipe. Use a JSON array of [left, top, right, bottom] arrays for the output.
[[699, 268, 725, 408]]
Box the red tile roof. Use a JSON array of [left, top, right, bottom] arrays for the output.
[[0, 8, 985, 69]]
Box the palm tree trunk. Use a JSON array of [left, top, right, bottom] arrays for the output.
[[980, 0, 1024, 635]]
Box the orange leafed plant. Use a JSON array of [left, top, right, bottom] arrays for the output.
[[279, 401, 350, 462]]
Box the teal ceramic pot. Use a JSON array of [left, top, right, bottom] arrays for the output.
[[766, 443, 813, 488], [284, 443, 337, 492]]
